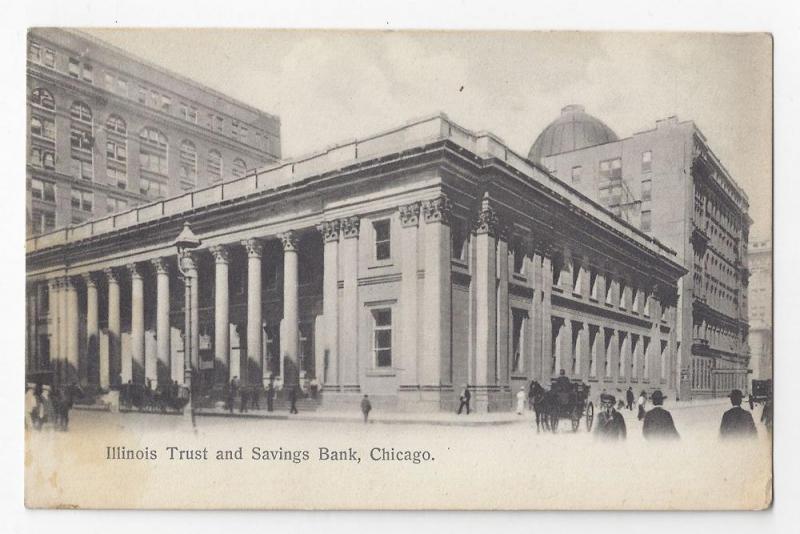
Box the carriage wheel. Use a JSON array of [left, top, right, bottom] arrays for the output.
[[586, 402, 594, 432]]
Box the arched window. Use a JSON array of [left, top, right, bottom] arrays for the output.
[[231, 158, 246, 179], [139, 127, 168, 175], [208, 149, 222, 183], [70, 101, 92, 123], [179, 140, 197, 183], [106, 114, 127, 135], [31, 88, 55, 110]]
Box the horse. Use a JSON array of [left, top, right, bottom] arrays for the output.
[[531, 381, 550, 432]]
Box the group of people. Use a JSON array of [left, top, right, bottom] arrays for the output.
[[27, 382, 79, 431], [225, 377, 293, 414], [595, 387, 763, 441]]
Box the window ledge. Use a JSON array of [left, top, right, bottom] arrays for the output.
[[368, 260, 394, 270], [365, 369, 396, 377]]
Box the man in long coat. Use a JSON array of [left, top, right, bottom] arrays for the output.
[[642, 390, 679, 440], [720, 389, 757, 439], [595, 394, 626, 440]]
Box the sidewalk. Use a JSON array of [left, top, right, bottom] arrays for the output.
[[195, 406, 529, 427]]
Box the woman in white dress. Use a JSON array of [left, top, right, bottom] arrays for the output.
[[516, 387, 526, 415]]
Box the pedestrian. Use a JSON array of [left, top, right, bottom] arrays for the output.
[[240, 386, 249, 413], [760, 397, 773, 431], [595, 394, 627, 440], [227, 377, 237, 413], [516, 386, 526, 415], [61, 384, 75, 431], [554, 368, 571, 392], [748, 392, 755, 411], [456, 384, 470, 415], [361, 394, 372, 423], [50, 387, 62, 430], [637, 390, 647, 421], [719, 389, 757, 439], [288, 386, 298, 414], [266, 380, 275, 412], [626, 387, 635, 411], [251, 385, 261, 410], [642, 390, 679, 440]]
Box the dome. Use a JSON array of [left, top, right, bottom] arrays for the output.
[[528, 105, 619, 163]]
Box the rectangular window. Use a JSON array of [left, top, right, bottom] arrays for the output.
[[139, 152, 168, 175], [571, 165, 582, 184], [373, 219, 391, 261], [600, 157, 622, 180], [31, 208, 56, 234], [30, 179, 56, 202], [43, 48, 55, 68], [215, 115, 224, 132], [161, 95, 171, 112], [642, 179, 652, 202], [372, 308, 392, 368], [82, 64, 93, 83], [642, 150, 652, 173], [107, 167, 128, 190], [104, 73, 114, 90], [641, 210, 652, 232], [106, 196, 128, 214], [28, 41, 41, 62], [106, 140, 127, 163], [72, 158, 93, 181], [31, 117, 56, 140], [68, 57, 80, 78], [117, 79, 128, 97], [139, 176, 166, 198], [511, 309, 527, 372], [137, 87, 147, 104], [71, 189, 93, 212], [513, 243, 525, 274]]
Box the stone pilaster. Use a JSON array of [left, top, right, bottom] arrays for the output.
[[398, 202, 420, 392], [340, 216, 360, 391], [473, 193, 497, 407], [318, 220, 340, 387]]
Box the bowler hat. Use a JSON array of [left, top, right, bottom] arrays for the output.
[[651, 390, 666, 405], [600, 393, 616, 405]]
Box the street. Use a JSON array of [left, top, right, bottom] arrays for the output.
[[25, 399, 772, 510]]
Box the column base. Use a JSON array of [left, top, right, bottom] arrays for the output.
[[469, 385, 513, 413]]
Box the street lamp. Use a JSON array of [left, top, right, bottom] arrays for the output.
[[173, 222, 201, 421]]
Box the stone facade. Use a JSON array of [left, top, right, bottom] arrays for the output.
[[538, 110, 751, 399], [26, 28, 280, 237], [747, 237, 772, 382], [25, 114, 685, 412]]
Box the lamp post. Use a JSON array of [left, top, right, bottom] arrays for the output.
[[173, 222, 201, 421]]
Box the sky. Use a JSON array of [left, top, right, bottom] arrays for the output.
[[83, 29, 772, 238]]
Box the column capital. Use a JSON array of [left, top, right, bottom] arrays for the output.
[[241, 238, 263, 258], [340, 216, 361, 239], [151, 257, 171, 275], [473, 193, 498, 236], [422, 195, 452, 225], [318, 220, 340, 243], [103, 267, 121, 284], [64, 276, 79, 289], [209, 245, 230, 265], [399, 202, 421, 227], [82, 272, 99, 288], [279, 231, 299, 252], [49, 277, 61, 290], [127, 262, 145, 280]]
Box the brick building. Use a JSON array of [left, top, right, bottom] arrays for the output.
[[533, 105, 752, 399], [26, 28, 280, 236]]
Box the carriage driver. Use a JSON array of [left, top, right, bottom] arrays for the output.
[[554, 369, 572, 392], [595, 393, 627, 440]]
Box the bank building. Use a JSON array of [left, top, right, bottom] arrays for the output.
[[26, 108, 695, 412]]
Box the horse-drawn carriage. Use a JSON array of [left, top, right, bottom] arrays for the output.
[[119, 382, 189, 413], [545, 378, 595, 432], [750, 379, 772, 405]]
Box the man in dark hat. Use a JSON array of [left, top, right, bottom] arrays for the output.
[[719, 389, 757, 439], [595, 394, 626, 440], [642, 390, 679, 440], [626, 387, 635, 411]]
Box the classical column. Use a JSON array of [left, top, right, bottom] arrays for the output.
[[128, 263, 145, 384], [318, 220, 340, 387], [104, 268, 120, 387], [540, 244, 554, 381], [64, 276, 79, 384], [209, 246, 230, 383], [340, 216, 360, 391], [422, 195, 452, 393], [151, 258, 171, 386], [242, 239, 262, 385], [398, 202, 420, 391], [48, 278, 60, 383], [280, 231, 300, 388], [528, 248, 543, 383], [474, 193, 497, 389], [83, 273, 99, 386]]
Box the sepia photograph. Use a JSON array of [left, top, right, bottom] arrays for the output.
[[19, 14, 777, 515]]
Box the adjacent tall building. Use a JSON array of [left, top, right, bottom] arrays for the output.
[[26, 28, 281, 236], [533, 105, 752, 399], [747, 237, 772, 381]]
